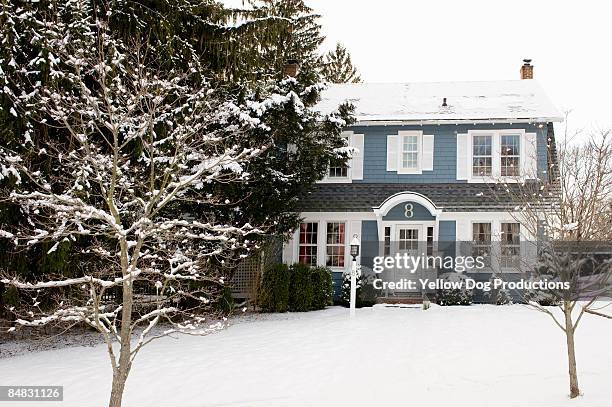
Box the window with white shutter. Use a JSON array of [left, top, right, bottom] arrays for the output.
[[321, 131, 364, 183], [386, 130, 434, 174], [459, 129, 538, 182]]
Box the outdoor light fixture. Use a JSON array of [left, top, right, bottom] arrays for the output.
[[350, 234, 360, 259], [349, 234, 360, 317]]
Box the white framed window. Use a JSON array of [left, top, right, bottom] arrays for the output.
[[298, 222, 318, 266], [461, 129, 533, 182], [383, 226, 391, 256], [325, 222, 345, 267], [327, 158, 349, 178], [472, 134, 492, 177], [500, 222, 521, 269], [472, 222, 492, 267], [401, 134, 419, 171], [327, 134, 350, 180], [321, 131, 364, 183], [387, 131, 434, 174], [397, 132, 422, 174], [426, 226, 435, 256], [501, 134, 520, 176]]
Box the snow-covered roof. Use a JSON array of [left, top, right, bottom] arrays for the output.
[[315, 80, 563, 124]]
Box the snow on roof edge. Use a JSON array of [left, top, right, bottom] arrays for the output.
[[315, 80, 564, 124]]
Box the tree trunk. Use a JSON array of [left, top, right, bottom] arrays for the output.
[[108, 275, 134, 407], [109, 369, 127, 407], [563, 303, 580, 398]]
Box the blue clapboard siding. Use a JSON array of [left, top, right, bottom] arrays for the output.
[[360, 220, 379, 271], [438, 220, 456, 269], [383, 201, 435, 221], [347, 123, 548, 183], [331, 271, 343, 301]]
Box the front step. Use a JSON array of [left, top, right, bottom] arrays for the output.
[[376, 294, 425, 304]]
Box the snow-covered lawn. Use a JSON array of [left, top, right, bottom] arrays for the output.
[[2, 305, 611, 407]]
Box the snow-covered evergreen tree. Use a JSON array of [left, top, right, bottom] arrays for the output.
[[0, 1, 352, 406], [0, 0, 354, 307], [320, 43, 362, 84]]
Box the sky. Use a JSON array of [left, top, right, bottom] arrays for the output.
[[307, 0, 612, 140]]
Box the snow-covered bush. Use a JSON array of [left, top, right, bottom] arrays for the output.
[[289, 263, 314, 311], [340, 266, 379, 307], [436, 273, 473, 306], [483, 276, 514, 305], [258, 263, 291, 313], [310, 266, 333, 310]]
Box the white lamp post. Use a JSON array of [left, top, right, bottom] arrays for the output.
[[349, 234, 360, 317]]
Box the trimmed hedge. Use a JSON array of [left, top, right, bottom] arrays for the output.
[[289, 263, 313, 311], [310, 266, 333, 310], [258, 263, 290, 312], [258, 263, 333, 313]]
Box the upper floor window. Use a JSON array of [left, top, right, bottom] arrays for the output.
[[328, 158, 348, 178], [472, 135, 492, 176], [298, 222, 318, 266], [401, 134, 419, 171], [459, 129, 537, 182], [386, 131, 434, 175], [325, 222, 345, 267], [501, 135, 520, 176]]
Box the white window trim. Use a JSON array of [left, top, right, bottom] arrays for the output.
[[499, 221, 522, 272], [380, 220, 437, 254], [324, 221, 348, 271], [500, 134, 521, 177], [467, 129, 526, 183], [397, 130, 423, 174], [291, 218, 357, 273], [471, 221, 494, 272], [296, 221, 320, 266], [321, 131, 353, 183]]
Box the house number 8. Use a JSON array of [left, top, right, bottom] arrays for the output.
[[404, 203, 414, 218]]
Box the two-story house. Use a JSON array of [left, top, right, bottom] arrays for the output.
[[281, 60, 563, 302]]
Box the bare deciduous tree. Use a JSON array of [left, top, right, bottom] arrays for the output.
[[494, 127, 611, 398]]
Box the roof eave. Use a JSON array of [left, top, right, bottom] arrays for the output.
[[351, 117, 564, 126]]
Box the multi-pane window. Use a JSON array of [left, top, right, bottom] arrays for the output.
[[472, 135, 492, 176], [501, 223, 521, 269], [383, 226, 391, 256], [426, 226, 435, 256], [398, 228, 418, 251], [472, 223, 492, 267], [328, 158, 349, 178], [298, 222, 318, 266], [501, 135, 520, 176], [326, 222, 345, 267], [401, 135, 419, 170]]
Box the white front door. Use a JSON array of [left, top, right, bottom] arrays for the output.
[[392, 226, 422, 293]]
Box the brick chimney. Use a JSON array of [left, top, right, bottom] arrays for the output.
[[520, 59, 533, 79], [284, 59, 300, 78]]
